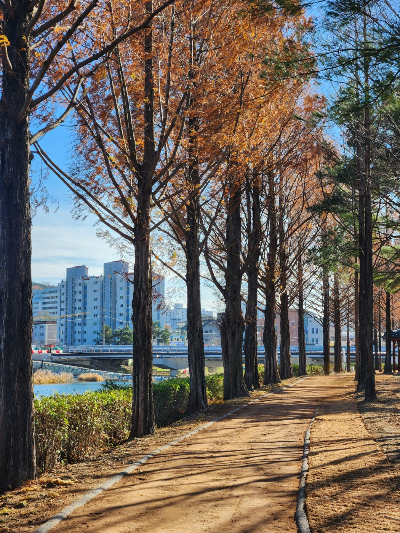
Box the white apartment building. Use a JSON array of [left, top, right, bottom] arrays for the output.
[[57, 262, 165, 347], [32, 286, 59, 318], [163, 304, 214, 330], [32, 321, 57, 346]]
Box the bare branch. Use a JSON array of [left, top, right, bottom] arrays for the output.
[[35, 143, 135, 240], [24, 0, 46, 37], [30, 76, 85, 144], [4, 0, 12, 14], [18, 0, 100, 121], [152, 251, 186, 283], [0, 42, 13, 73], [31, 0, 77, 38], [84, 93, 137, 227], [26, 0, 176, 117]]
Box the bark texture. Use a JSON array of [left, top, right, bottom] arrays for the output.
[[0, 3, 36, 491], [244, 182, 261, 391], [297, 255, 307, 377], [185, 91, 207, 411], [130, 6, 155, 437], [357, 48, 376, 400], [323, 268, 330, 376], [222, 185, 248, 400], [278, 191, 291, 380], [384, 291, 392, 373], [333, 272, 342, 373], [263, 175, 279, 384]]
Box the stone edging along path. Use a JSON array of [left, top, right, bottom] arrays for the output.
[[296, 409, 318, 533], [34, 377, 311, 533]]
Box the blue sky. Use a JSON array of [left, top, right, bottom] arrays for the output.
[[30, 1, 334, 313], [31, 126, 218, 310]]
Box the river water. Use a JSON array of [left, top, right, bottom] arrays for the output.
[[34, 381, 111, 397]]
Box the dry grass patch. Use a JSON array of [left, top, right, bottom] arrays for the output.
[[33, 370, 74, 385], [78, 373, 104, 382]]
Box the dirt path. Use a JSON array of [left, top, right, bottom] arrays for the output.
[[307, 374, 400, 533], [51, 377, 327, 533]]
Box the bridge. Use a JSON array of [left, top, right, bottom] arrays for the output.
[[41, 345, 342, 373]]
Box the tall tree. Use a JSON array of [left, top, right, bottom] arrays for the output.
[[0, 0, 174, 491]]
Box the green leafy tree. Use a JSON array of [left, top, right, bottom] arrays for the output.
[[114, 324, 134, 345], [160, 327, 171, 345], [95, 325, 114, 345]]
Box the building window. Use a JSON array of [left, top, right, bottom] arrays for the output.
[[120, 296, 124, 299], [312, 338, 314, 343], [94, 298, 98, 301], [120, 313, 123, 316], [94, 314, 98, 317], [120, 304, 123, 307], [312, 328, 314, 334], [78, 307, 81, 310], [315, 338, 318, 344], [94, 306, 98, 309], [316, 328, 319, 334]]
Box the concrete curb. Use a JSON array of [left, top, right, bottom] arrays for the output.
[[34, 377, 306, 533], [295, 407, 318, 533]]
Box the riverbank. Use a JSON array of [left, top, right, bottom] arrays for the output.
[[32, 361, 131, 382]]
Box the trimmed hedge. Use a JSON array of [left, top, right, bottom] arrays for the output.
[[34, 374, 225, 474]]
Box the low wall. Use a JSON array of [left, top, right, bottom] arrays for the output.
[[32, 361, 131, 381]]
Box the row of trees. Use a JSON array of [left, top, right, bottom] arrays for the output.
[[1, 0, 400, 492], [97, 322, 170, 345]]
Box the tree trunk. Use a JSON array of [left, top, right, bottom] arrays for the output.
[[278, 190, 291, 380], [263, 174, 279, 384], [186, 224, 207, 411], [297, 255, 307, 377], [185, 43, 207, 410], [378, 291, 382, 369], [130, 4, 155, 437], [244, 181, 261, 390], [323, 267, 330, 376], [131, 187, 154, 437], [374, 327, 379, 371], [354, 268, 360, 380], [384, 291, 392, 373], [222, 185, 248, 400], [333, 272, 342, 373], [357, 24, 376, 400], [0, 4, 36, 491], [346, 303, 351, 372]]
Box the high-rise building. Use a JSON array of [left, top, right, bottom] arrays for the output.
[[32, 286, 59, 318], [56, 262, 165, 347]]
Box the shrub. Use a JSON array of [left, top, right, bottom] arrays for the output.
[[205, 373, 224, 402], [154, 377, 190, 426], [34, 389, 131, 473], [34, 372, 236, 474], [258, 364, 265, 384], [306, 364, 324, 375], [78, 373, 104, 382]]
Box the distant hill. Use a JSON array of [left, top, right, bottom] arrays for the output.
[[32, 282, 57, 290]]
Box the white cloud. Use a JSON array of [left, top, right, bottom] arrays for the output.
[[32, 207, 122, 283]]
